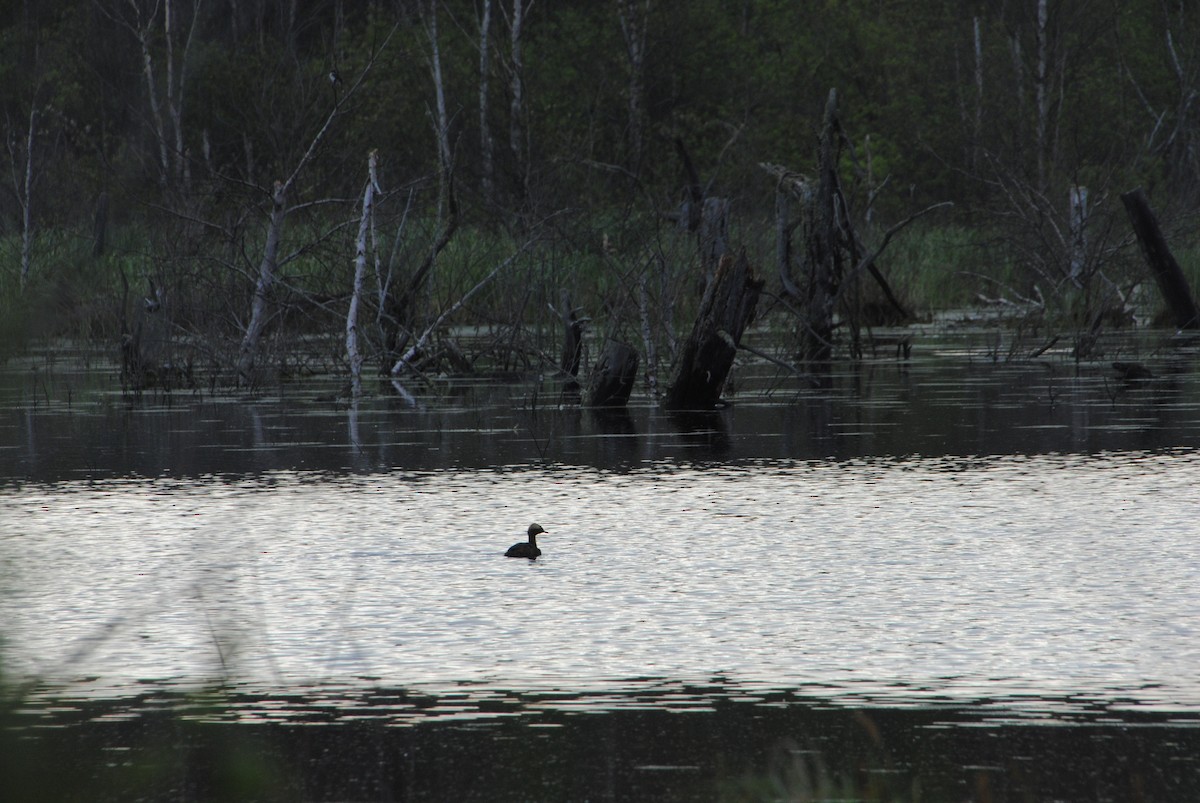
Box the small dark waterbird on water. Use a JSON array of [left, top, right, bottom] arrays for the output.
[[505, 523, 545, 559]]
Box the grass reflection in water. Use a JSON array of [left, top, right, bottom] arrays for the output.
[[3, 680, 1198, 802]]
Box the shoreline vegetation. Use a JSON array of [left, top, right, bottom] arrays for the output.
[[2, 2, 1200, 398]]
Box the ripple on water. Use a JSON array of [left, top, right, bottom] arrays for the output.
[[2, 451, 1200, 709]]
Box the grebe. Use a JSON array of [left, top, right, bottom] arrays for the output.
[[505, 523, 545, 559]]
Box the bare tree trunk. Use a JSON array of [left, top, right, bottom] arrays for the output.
[[774, 186, 794, 295], [133, 7, 171, 187], [972, 15, 983, 172], [93, 191, 109, 259], [164, 0, 203, 190], [1121, 187, 1200, 329], [1010, 33, 1024, 156], [18, 105, 36, 289], [106, 0, 202, 191], [801, 88, 842, 366], [761, 163, 808, 298], [508, 0, 528, 193], [1069, 185, 1087, 282], [479, 0, 495, 205], [348, 152, 380, 398], [554, 290, 585, 377], [616, 0, 649, 171], [1034, 0, 1049, 191], [664, 250, 764, 410], [235, 27, 396, 386], [637, 266, 658, 394], [238, 180, 286, 383], [424, 0, 452, 216], [699, 197, 731, 285]]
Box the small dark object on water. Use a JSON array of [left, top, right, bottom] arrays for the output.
[[505, 523, 545, 559], [1112, 362, 1153, 382]]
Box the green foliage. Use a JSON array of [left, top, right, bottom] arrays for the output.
[[879, 225, 992, 313], [0, 0, 1196, 366]]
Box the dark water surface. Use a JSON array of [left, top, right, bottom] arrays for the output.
[[3, 329, 1200, 800]]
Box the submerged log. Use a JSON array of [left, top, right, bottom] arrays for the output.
[[1121, 187, 1200, 329], [664, 250, 764, 410], [587, 340, 639, 407]]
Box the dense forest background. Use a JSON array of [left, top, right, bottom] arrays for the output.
[[2, 0, 1198, 389]]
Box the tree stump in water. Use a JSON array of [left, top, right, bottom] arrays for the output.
[[587, 340, 639, 407], [1121, 188, 1200, 329], [664, 250, 764, 410]]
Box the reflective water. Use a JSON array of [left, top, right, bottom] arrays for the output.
[[3, 330, 1200, 800], [4, 455, 1200, 708]]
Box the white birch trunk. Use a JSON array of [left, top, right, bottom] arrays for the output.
[[637, 267, 658, 395], [973, 15, 983, 168], [234, 27, 396, 386], [238, 180, 287, 383], [164, 0, 180, 181], [19, 106, 36, 289], [347, 152, 380, 397], [115, 0, 200, 190], [1010, 34, 1024, 151], [1034, 0, 1048, 190], [133, 8, 171, 187], [426, 0, 452, 214], [1069, 185, 1088, 281], [164, 0, 203, 190], [617, 0, 649, 169], [479, 0, 495, 204], [509, 0, 526, 184]]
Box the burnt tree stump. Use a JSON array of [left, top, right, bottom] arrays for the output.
[[1121, 187, 1200, 329], [587, 340, 639, 407], [664, 250, 764, 410]]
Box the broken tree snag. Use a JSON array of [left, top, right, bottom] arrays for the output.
[[587, 340, 639, 407], [803, 88, 843, 365], [1121, 187, 1200, 329], [664, 249, 764, 410], [347, 151, 380, 398], [674, 137, 704, 232], [760, 161, 811, 298], [555, 290, 586, 377], [699, 197, 731, 284]]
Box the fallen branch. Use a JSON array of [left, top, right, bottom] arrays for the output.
[[390, 240, 535, 375], [839, 200, 955, 308]]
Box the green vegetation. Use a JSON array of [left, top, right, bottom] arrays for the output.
[[1, 1, 1198, 383]]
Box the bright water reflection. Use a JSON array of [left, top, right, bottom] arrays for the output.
[[4, 452, 1199, 709]]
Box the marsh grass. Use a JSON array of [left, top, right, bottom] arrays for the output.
[[0, 211, 1188, 379], [877, 224, 1006, 314]]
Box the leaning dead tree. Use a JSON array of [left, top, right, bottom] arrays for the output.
[[664, 249, 764, 410], [389, 238, 537, 375], [237, 29, 395, 385], [764, 88, 950, 364], [380, 186, 459, 372], [347, 151, 382, 398], [1120, 187, 1200, 329]]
